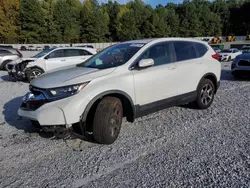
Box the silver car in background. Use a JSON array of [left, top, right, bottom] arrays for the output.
[[0, 48, 22, 70]]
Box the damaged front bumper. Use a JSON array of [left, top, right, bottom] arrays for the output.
[[7, 60, 33, 80]]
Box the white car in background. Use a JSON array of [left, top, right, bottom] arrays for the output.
[[28, 46, 36, 51], [7, 47, 96, 81], [219, 48, 242, 61]]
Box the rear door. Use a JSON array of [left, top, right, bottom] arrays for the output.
[[64, 49, 93, 66], [45, 49, 66, 71], [173, 41, 208, 95]]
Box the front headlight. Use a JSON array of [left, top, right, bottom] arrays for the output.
[[45, 82, 89, 100]]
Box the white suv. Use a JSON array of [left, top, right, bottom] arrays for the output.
[[18, 38, 221, 144], [7, 47, 96, 81]]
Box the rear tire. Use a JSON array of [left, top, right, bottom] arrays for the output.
[[195, 79, 215, 109], [93, 97, 123, 144], [26, 68, 44, 82]]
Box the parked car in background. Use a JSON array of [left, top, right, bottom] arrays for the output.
[[18, 38, 221, 144], [212, 47, 221, 53], [78, 45, 95, 49], [28, 46, 36, 51], [231, 53, 250, 78], [219, 48, 242, 61], [43, 45, 50, 50], [36, 46, 42, 51], [7, 47, 97, 81], [240, 46, 250, 53], [20, 46, 27, 51], [0, 48, 22, 70]]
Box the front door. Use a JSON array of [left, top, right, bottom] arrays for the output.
[[45, 49, 66, 71], [132, 42, 179, 108]]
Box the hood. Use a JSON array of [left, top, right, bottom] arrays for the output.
[[9, 58, 37, 65], [31, 67, 116, 89]]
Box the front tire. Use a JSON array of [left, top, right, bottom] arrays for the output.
[[93, 97, 123, 144], [1, 60, 11, 70], [195, 79, 215, 109], [26, 68, 43, 82]]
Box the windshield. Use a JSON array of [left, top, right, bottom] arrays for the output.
[[80, 43, 144, 69], [221, 49, 232, 53], [32, 48, 55, 58]]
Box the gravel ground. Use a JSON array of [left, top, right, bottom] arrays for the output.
[[0, 62, 250, 188]]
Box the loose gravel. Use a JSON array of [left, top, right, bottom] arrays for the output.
[[0, 62, 250, 188]]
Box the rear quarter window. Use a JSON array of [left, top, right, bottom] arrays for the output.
[[173, 41, 197, 61], [79, 49, 93, 56], [193, 42, 208, 57]]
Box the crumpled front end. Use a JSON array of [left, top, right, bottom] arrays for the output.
[[7, 59, 35, 80]]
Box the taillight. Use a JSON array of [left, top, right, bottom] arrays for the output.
[[212, 48, 220, 61], [16, 50, 23, 58], [212, 53, 220, 61]]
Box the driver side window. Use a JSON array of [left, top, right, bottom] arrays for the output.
[[47, 49, 65, 59], [138, 42, 175, 67]]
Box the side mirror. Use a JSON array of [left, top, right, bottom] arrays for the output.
[[138, 59, 154, 68], [44, 55, 49, 60]]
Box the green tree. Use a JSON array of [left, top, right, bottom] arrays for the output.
[[54, 0, 82, 43], [0, 0, 20, 43], [20, 0, 45, 43], [41, 0, 58, 43], [80, 0, 109, 42], [116, 7, 141, 41]]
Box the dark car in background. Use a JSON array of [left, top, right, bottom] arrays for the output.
[[241, 46, 250, 53], [78, 45, 95, 49], [43, 45, 50, 50], [231, 53, 250, 78], [20, 46, 27, 51]]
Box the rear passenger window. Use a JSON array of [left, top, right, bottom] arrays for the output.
[[65, 49, 80, 57], [79, 49, 92, 56], [193, 43, 208, 57], [174, 41, 197, 61], [139, 42, 175, 66]]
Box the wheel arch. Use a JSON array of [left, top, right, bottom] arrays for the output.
[[197, 73, 219, 93], [26, 66, 45, 73], [82, 90, 135, 131], [0, 59, 12, 69]]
